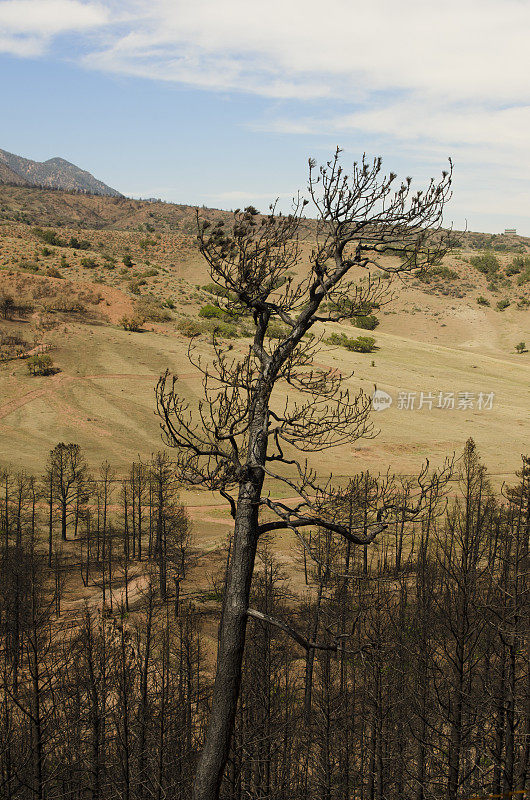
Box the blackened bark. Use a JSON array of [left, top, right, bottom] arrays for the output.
[[192, 484, 260, 800], [192, 398, 268, 800]]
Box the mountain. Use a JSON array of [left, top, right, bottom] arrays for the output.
[[0, 160, 29, 186], [0, 148, 122, 197]]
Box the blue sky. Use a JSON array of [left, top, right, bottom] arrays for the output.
[[1, 0, 530, 235]]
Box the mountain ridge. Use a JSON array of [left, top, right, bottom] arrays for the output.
[[0, 148, 122, 197]]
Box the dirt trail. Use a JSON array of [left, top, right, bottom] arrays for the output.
[[0, 369, 203, 423], [0, 372, 156, 421]]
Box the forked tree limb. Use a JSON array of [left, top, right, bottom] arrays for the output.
[[247, 608, 369, 655]]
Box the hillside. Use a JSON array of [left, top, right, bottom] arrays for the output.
[[0, 184, 528, 514], [0, 148, 122, 196], [0, 161, 29, 186], [1, 181, 530, 253], [0, 182, 229, 231]]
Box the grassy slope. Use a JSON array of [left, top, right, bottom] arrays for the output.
[[0, 185, 529, 553]]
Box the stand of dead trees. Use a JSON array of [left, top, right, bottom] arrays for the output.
[[0, 441, 528, 799]]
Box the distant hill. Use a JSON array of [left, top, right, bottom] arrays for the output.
[[0, 182, 229, 232], [0, 181, 529, 256], [0, 148, 122, 197], [0, 161, 29, 186]]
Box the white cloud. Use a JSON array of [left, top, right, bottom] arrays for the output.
[[5, 0, 530, 114], [76, 0, 530, 104], [0, 0, 108, 55], [2, 0, 530, 230]]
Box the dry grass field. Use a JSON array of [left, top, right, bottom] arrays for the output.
[[0, 186, 529, 554]]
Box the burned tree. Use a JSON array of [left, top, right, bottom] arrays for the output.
[[46, 442, 88, 544], [156, 149, 454, 800]]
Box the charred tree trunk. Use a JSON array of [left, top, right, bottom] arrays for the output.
[[192, 400, 267, 800], [192, 483, 261, 800]]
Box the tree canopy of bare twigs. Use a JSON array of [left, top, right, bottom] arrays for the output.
[[155, 148, 454, 800]]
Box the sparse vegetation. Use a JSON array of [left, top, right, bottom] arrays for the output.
[[327, 331, 378, 352], [0, 291, 16, 319], [68, 235, 91, 250], [33, 227, 64, 246], [119, 313, 145, 331], [128, 279, 144, 294], [177, 318, 204, 336], [419, 264, 459, 282], [198, 302, 226, 320], [496, 298, 510, 311], [26, 351, 55, 375], [350, 313, 379, 330], [469, 251, 501, 275], [80, 256, 98, 269], [134, 296, 172, 322]]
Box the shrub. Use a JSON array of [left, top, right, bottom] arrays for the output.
[[515, 341, 527, 354], [68, 236, 91, 250], [134, 297, 172, 322], [496, 298, 510, 311], [327, 299, 379, 316], [347, 335, 377, 353], [34, 228, 64, 247], [476, 296, 490, 306], [508, 255, 530, 275], [177, 318, 204, 337], [0, 292, 16, 319], [119, 314, 145, 332], [419, 265, 459, 282], [41, 296, 85, 314], [27, 353, 55, 376], [0, 293, 32, 320], [351, 314, 379, 330], [80, 257, 98, 269], [19, 259, 39, 272], [199, 303, 225, 320], [128, 280, 145, 295], [470, 252, 501, 275], [176, 317, 244, 339], [209, 321, 242, 339], [46, 267, 64, 279], [516, 267, 530, 286], [327, 332, 377, 353]]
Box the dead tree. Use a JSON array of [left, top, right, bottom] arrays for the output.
[[156, 148, 453, 800], [46, 443, 88, 543]]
